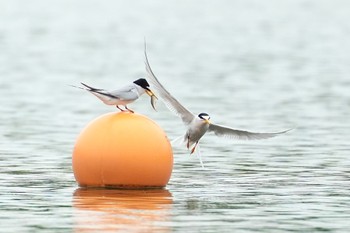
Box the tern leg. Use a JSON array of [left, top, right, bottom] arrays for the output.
[[125, 106, 134, 113], [186, 134, 190, 149], [190, 141, 199, 154], [116, 105, 125, 112]]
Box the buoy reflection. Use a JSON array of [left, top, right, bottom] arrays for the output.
[[73, 188, 173, 232]]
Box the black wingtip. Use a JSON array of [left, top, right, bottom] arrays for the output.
[[80, 82, 103, 91]]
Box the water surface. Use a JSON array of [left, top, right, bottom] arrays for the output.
[[1, 0, 350, 232]]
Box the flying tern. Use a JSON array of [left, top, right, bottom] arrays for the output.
[[144, 46, 290, 161], [73, 78, 158, 112]]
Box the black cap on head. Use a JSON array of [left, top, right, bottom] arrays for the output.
[[198, 113, 210, 119], [133, 78, 150, 89]]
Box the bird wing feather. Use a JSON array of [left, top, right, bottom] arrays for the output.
[[80, 82, 117, 99], [109, 85, 137, 101], [80, 82, 136, 101], [144, 45, 194, 125], [208, 123, 291, 140]]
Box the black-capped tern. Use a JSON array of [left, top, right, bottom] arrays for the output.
[[144, 47, 291, 160], [73, 78, 158, 113]]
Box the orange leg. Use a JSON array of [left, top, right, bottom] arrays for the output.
[[190, 141, 199, 154], [186, 134, 190, 149]]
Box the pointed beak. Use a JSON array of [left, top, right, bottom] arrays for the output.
[[145, 88, 158, 111], [146, 89, 157, 98], [204, 119, 211, 124]]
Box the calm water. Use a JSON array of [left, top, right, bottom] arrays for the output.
[[1, 0, 350, 232]]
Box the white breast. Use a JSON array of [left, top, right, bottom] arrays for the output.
[[187, 117, 210, 145]]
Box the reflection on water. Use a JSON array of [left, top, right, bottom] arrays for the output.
[[73, 188, 172, 232]]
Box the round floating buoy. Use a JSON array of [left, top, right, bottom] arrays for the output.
[[72, 112, 173, 189]]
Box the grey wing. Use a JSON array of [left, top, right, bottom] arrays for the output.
[[109, 84, 137, 101], [144, 45, 194, 125], [80, 82, 133, 100], [208, 123, 291, 140]]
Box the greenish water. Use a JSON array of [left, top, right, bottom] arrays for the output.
[[1, 0, 350, 232]]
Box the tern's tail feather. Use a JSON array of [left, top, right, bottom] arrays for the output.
[[69, 83, 103, 92], [80, 82, 104, 91], [171, 135, 185, 146], [69, 84, 85, 90], [192, 143, 205, 169], [171, 134, 205, 168]]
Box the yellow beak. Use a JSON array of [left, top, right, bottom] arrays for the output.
[[146, 89, 157, 98], [146, 89, 158, 111], [204, 119, 211, 124]]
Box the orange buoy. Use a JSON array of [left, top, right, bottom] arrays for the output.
[[72, 112, 173, 189]]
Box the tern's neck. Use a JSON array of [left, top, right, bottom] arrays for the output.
[[192, 117, 210, 130], [134, 84, 146, 96]]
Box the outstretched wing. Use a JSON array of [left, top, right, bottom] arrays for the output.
[[209, 123, 291, 140], [144, 44, 194, 125]]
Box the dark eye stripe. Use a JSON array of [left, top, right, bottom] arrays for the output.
[[198, 113, 210, 119]]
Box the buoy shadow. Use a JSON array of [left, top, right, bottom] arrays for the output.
[[72, 188, 173, 232]]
